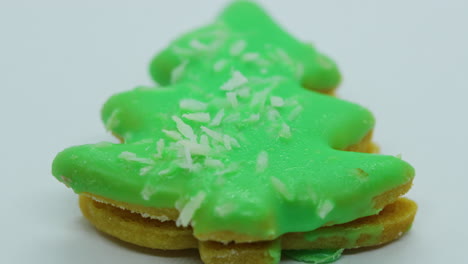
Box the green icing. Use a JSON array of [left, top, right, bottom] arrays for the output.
[[284, 249, 344, 264], [52, 0, 414, 240], [268, 240, 282, 264]]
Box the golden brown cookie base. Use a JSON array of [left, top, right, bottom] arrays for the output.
[[79, 195, 416, 264]]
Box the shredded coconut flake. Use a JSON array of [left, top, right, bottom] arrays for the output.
[[279, 123, 292, 139], [210, 109, 225, 127], [271, 177, 293, 200], [204, 158, 224, 168], [189, 39, 209, 51], [105, 109, 120, 131], [243, 114, 260, 123], [215, 203, 236, 217], [242, 52, 260, 61], [250, 89, 270, 108], [183, 145, 193, 170], [171, 60, 188, 83], [139, 166, 153, 176], [317, 200, 334, 219], [270, 96, 285, 107], [201, 126, 224, 142], [288, 105, 304, 121], [267, 108, 281, 121], [179, 99, 208, 111], [119, 151, 154, 165], [256, 151, 269, 173], [158, 168, 171, 176], [295, 63, 305, 79], [213, 59, 228, 72], [226, 92, 238, 108], [223, 135, 232, 150], [220, 71, 248, 91], [178, 140, 211, 156], [162, 129, 183, 141], [229, 40, 247, 56], [182, 112, 211, 123], [200, 135, 209, 146], [236, 86, 251, 98], [154, 139, 165, 159], [172, 116, 196, 141], [141, 184, 157, 201], [176, 192, 206, 227], [223, 113, 241, 123]]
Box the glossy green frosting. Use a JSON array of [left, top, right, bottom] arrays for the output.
[[52, 0, 414, 240]]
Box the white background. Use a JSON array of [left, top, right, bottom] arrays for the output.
[[1, 0, 467, 263]]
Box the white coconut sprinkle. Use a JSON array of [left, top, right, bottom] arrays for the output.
[[158, 168, 171, 176], [200, 135, 209, 146], [189, 39, 209, 51], [201, 126, 224, 142], [223, 113, 241, 123], [256, 151, 269, 173], [279, 123, 292, 139], [288, 105, 304, 121], [210, 109, 225, 127], [119, 151, 154, 165], [250, 89, 270, 108], [267, 108, 281, 121], [141, 184, 157, 201], [179, 99, 208, 111], [176, 192, 206, 227], [236, 86, 251, 98], [270, 96, 285, 107], [215, 163, 239, 176], [183, 145, 193, 170], [213, 59, 228, 72], [223, 135, 232, 150], [139, 166, 153, 176], [182, 112, 210, 123], [172, 116, 196, 141], [275, 48, 295, 67], [162, 129, 183, 141], [226, 92, 238, 108], [204, 158, 224, 168], [178, 140, 211, 156], [154, 139, 165, 159], [243, 114, 260, 123], [229, 40, 247, 56], [271, 177, 293, 200], [242, 52, 260, 62], [295, 63, 305, 79], [215, 203, 236, 217], [317, 200, 334, 219], [220, 71, 248, 91], [171, 60, 188, 83], [105, 109, 120, 131], [230, 137, 240, 148]]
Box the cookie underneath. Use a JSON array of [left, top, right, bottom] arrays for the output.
[[79, 195, 416, 264]]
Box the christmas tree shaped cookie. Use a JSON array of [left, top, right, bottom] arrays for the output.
[[52, 1, 416, 264]]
